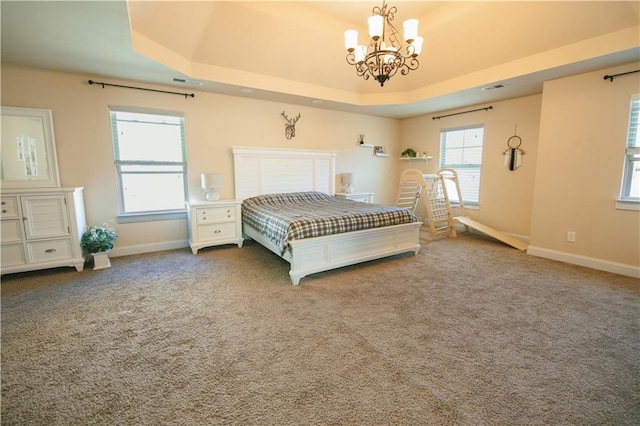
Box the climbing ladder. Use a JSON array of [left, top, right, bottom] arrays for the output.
[[437, 168, 469, 234], [396, 168, 456, 240], [422, 173, 457, 239]]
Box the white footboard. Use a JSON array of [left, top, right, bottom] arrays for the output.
[[244, 222, 421, 285]]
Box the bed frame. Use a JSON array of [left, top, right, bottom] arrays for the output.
[[232, 146, 421, 285]]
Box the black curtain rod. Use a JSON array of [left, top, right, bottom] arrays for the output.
[[603, 69, 640, 82], [432, 105, 492, 120], [88, 80, 195, 98]]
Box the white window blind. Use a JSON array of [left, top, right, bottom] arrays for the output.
[[110, 109, 188, 219], [619, 95, 640, 202], [439, 126, 484, 205]]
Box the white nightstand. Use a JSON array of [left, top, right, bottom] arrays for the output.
[[186, 200, 243, 254], [335, 192, 375, 203]]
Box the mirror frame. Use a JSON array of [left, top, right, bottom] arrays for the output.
[[1, 106, 61, 189]]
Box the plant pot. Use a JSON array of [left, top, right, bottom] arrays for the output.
[[92, 251, 111, 270]]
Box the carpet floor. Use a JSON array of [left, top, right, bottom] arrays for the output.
[[1, 233, 639, 425]]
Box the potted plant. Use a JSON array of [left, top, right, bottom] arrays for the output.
[[401, 148, 417, 158], [80, 224, 117, 270]]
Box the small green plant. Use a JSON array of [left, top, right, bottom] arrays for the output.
[[401, 148, 417, 157], [80, 224, 117, 254]]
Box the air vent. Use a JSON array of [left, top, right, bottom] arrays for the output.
[[172, 77, 203, 86], [482, 84, 506, 91]]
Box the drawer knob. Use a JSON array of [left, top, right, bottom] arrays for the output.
[[45, 248, 57, 253], [1, 201, 5, 205], [2, 209, 5, 213], [214, 230, 221, 234]]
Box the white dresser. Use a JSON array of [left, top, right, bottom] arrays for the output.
[[1, 187, 86, 274], [186, 200, 243, 254]]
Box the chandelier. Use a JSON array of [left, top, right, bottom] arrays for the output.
[[344, 1, 423, 87]]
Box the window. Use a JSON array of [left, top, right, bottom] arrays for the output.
[[110, 108, 188, 221], [618, 95, 640, 209], [439, 126, 484, 205]]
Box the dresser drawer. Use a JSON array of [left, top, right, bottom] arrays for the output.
[[197, 222, 237, 242], [1, 219, 24, 243], [1, 243, 26, 268], [197, 206, 236, 224], [1, 197, 20, 219], [26, 238, 73, 263]]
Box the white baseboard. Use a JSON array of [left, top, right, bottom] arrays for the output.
[[527, 246, 640, 279], [109, 240, 189, 258]]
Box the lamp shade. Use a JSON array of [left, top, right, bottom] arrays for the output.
[[342, 172, 355, 193], [403, 19, 418, 42], [344, 30, 358, 51], [412, 36, 424, 56], [201, 173, 222, 189], [368, 15, 383, 39], [355, 45, 367, 63]]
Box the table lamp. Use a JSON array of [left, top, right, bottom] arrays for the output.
[[201, 173, 222, 201], [342, 172, 355, 193]]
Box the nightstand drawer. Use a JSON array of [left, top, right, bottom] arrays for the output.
[[197, 207, 236, 224], [334, 192, 374, 203], [1, 197, 20, 218], [198, 222, 237, 242], [348, 195, 372, 203], [27, 238, 73, 263]]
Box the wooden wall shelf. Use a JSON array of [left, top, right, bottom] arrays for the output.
[[400, 156, 433, 161]]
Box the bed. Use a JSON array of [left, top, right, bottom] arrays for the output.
[[233, 146, 422, 285]]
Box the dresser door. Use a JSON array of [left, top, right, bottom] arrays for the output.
[[21, 195, 70, 240]]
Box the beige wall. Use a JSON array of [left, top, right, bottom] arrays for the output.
[[0, 65, 400, 253], [2, 63, 638, 276], [400, 94, 542, 239], [530, 62, 640, 270]]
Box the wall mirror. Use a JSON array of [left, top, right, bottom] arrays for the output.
[[1, 106, 60, 189]]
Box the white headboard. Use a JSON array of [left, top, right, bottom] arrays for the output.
[[232, 146, 337, 200]]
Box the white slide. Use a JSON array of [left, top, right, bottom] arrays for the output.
[[454, 216, 528, 251]]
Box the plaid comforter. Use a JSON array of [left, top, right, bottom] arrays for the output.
[[242, 192, 419, 255]]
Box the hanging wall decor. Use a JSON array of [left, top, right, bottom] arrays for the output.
[[503, 132, 525, 171], [281, 111, 301, 139]]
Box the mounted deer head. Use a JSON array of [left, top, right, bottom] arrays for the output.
[[281, 111, 301, 139]]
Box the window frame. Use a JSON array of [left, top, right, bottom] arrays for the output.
[[617, 94, 640, 211], [110, 107, 189, 223], [439, 124, 485, 207]]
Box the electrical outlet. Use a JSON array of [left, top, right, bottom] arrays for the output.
[[567, 231, 576, 242]]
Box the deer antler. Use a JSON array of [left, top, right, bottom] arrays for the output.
[[282, 111, 301, 124]]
